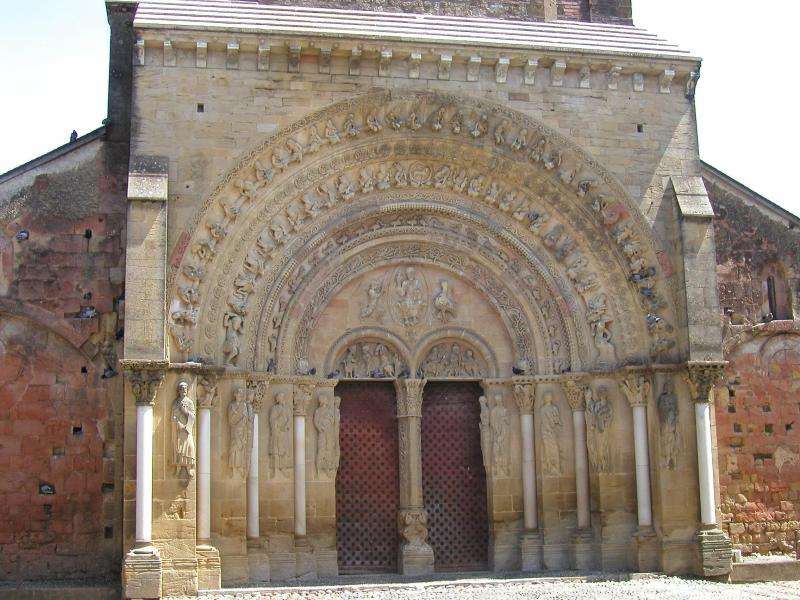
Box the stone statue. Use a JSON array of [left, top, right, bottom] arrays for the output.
[[490, 394, 510, 477], [228, 386, 254, 479], [586, 386, 613, 473], [540, 391, 563, 476], [314, 395, 341, 478], [394, 266, 425, 328], [172, 381, 196, 484], [269, 391, 292, 477], [657, 379, 680, 470], [479, 396, 491, 473], [222, 311, 244, 365]]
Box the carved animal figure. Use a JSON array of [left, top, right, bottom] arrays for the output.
[[433, 280, 456, 323]]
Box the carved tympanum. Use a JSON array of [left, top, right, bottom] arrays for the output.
[[419, 342, 484, 378], [337, 341, 403, 378]]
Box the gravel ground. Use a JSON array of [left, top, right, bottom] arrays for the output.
[[176, 575, 800, 600]]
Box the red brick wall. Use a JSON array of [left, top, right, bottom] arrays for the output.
[[0, 138, 126, 581]]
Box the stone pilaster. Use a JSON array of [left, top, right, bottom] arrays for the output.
[[394, 378, 434, 575]]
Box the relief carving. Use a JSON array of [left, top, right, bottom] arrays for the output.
[[314, 394, 341, 478], [540, 391, 563, 476], [419, 342, 484, 378], [392, 266, 428, 331], [657, 378, 680, 470], [228, 386, 254, 479], [338, 341, 402, 378], [432, 279, 456, 323], [398, 509, 431, 549], [585, 385, 614, 473], [172, 381, 197, 485], [269, 391, 293, 477], [480, 393, 510, 478]]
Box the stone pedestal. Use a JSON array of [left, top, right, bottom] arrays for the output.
[[197, 545, 221, 590], [123, 549, 163, 600], [573, 530, 596, 571], [520, 530, 544, 572], [633, 528, 660, 572], [399, 542, 435, 576], [698, 527, 733, 577], [247, 539, 270, 584], [315, 548, 339, 577], [295, 537, 317, 580]]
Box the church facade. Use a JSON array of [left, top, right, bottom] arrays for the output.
[[2, 0, 798, 597]]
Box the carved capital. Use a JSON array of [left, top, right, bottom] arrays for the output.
[[513, 383, 535, 415], [620, 374, 651, 408], [197, 375, 218, 409], [293, 383, 314, 416], [685, 361, 727, 404], [128, 369, 165, 406], [398, 508, 430, 549], [395, 378, 426, 418], [562, 379, 586, 412], [246, 379, 267, 412]]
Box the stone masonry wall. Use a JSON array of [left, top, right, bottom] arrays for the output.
[[0, 137, 127, 581]]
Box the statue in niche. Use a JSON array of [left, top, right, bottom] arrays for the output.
[[432, 280, 456, 323], [657, 379, 680, 470], [269, 392, 292, 477], [172, 381, 196, 485], [479, 396, 492, 474], [314, 395, 341, 478], [222, 311, 244, 366], [586, 386, 614, 473], [540, 391, 563, 476], [359, 278, 385, 321], [228, 386, 254, 479], [393, 267, 426, 328], [490, 394, 510, 478]]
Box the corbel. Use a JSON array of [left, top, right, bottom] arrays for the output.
[[660, 68, 676, 94], [226, 41, 240, 70], [288, 42, 302, 73], [258, 41, 271, 72], [134, 37, 145, 66], [195, 41, 207, 68], [495, 56, 510, 83], [438, 53, 453, 80], [467, 55, 481, 82], [606, 65, 622, 90], [578, 65, 591, 89], [685, 68, 701, 99], [318, 45, 332, 74], [550, 59, 566, 87], [524, 57, 538, 85], [379, 49, 392, 77], [163, 39, 176, 67], [349, 47, 362, 76], [408, 51, 422, 79], [633, 72, 645, 92]]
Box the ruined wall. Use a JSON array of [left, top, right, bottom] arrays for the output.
[[708, 174, 800, 556], [0, 137, 127, 581]]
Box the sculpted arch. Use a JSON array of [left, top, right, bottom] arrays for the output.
[[168, 90, 677, 377]]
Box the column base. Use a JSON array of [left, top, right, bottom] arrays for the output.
[[698, 526, 733, 577], [295, 536, 317, 581], [632, 527, 660, 572], [520, 530, 544, 572], [246, 538, 270, 584], [196, 543, 221, 590], [399, 543, 434, 576], [123, 546, 162, 600], [573, 529, 596, 571]]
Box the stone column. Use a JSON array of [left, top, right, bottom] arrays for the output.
[[562, 379, 594, 570], [123, 367, 164, 599], [394, 378, 434, 575], [513, 382, 543, 571], [293, 381, 316, 577], [246, 380, 269, 584], [687, 362, 733, 577], [196, 375, 222, 589]]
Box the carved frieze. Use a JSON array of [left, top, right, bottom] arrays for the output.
[[419, 342, 485, 378], [337, 341, 403, 378]]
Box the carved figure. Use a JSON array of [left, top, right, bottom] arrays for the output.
[[172, 381, 196, 483], [407, 111, 422, 131], [450, 110, 464, 134], [470, 113, 488, 138], [305, 126, 324, 154], [432, 280, 456, 322], [540, 391, 563, 475], [324, 119, 340, 144], [657, 379, 680, 470], [269, 392, 292, 477], [490, 394, 510, 477], [494, 121, 507, 145], [222, 311, 244, 365], [479, 396, 492, 472], [228, 386, 254, 478], [343, 113, 361, 137], [394, 267, 425, 327], [366, 111, 382, 132], [338, 342, 401, 378], [430, 105, 446, 131], [314, 395, 341, 478], [360, 278, 385, 320], [386, 111, 404, 130], [586, 386, 613, 473]]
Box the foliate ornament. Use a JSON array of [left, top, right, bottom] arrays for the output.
[[172, 381, 197, 485], [685, 361, 727, 404], [128, 369, 165, 406], [513, 383, 535, 415], [432, 279, 456, 323], [657, 377, 680, 470], [314, 394, 341, 478], [562, 379, 586, 411], [338, 341, 402, 378], [269, 391, 293, 477], [585, 386, 614, 473], [395, 378, 426, 418], [540, 391, 563, 476], [418, 342, 484, 378], [228, 386, 254, 479], [620, 374, 651, 408], [398, 508, 431, 549]]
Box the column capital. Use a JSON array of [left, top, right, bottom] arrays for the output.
[[620, 374, 651, 408], [513, 383, 536, 415], [293, 382, 315, 416], [198, 374, 219, 409], [126, 368, 165, 406], [685, 361, 727, 404], [246, 379, 268, 412], [561, 379, 587, 411], [395, 378, 426, 418]]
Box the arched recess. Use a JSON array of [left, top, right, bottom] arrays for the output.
[[167, 91, 678, 376], [412, 327, 499, 379], [324, 327, 412, 378]]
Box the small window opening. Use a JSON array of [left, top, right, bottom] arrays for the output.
[[728, 404, 736, 414], [787, 422, 794, 432], [733, 423, 742, 433], [104, 526, 114, 539], [72, 425, 83, 436], [636, 124, 644, 133], [84, 229, 92, 239], [80, 366, 88, 374], [768, 276, 778, 318], [765, 424, 774, 434], [763, 404, 772, 413], [197, 103, 205, 113]]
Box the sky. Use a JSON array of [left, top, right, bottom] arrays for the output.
[[1, 1, 798, 215]]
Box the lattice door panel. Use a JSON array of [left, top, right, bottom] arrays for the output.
[[422, 382, 489, 572], [336, 382, 400, 574]]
